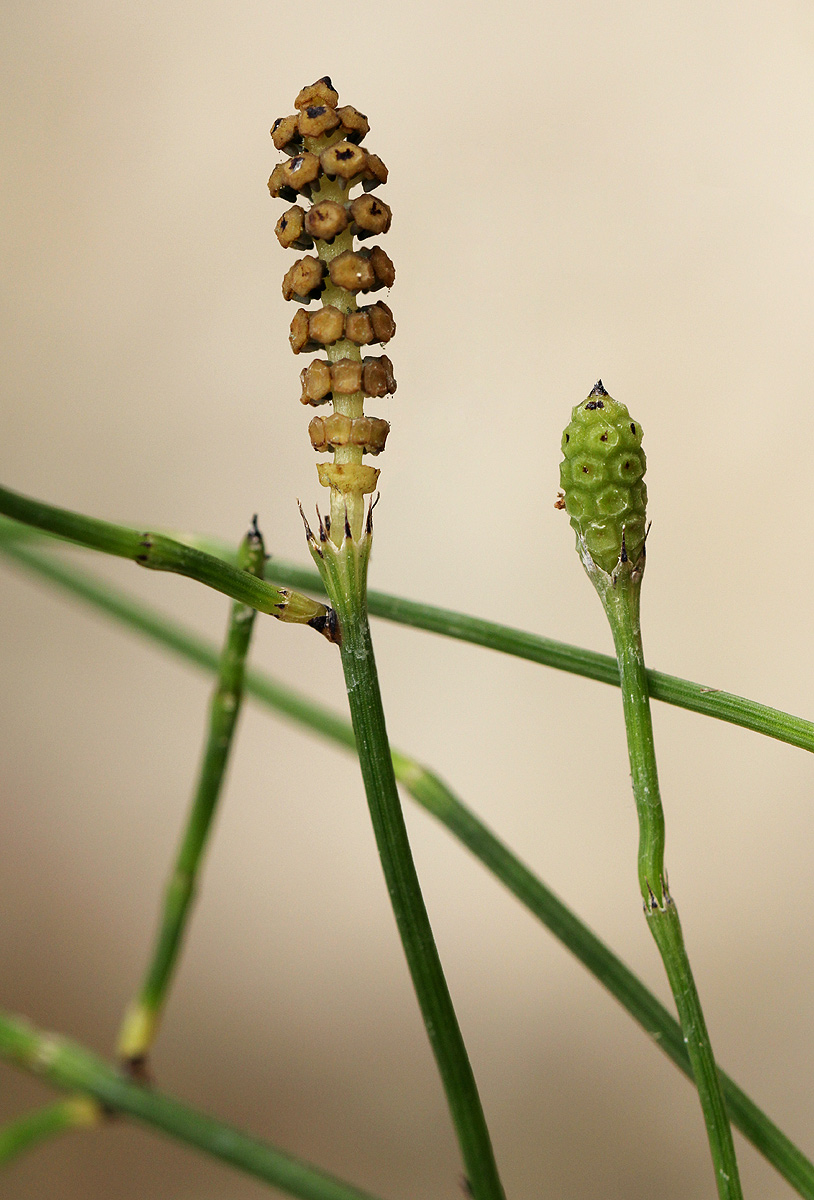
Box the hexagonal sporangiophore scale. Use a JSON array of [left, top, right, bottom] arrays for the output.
[[559, 381, 647, 574], [269, 78, 396, 536]]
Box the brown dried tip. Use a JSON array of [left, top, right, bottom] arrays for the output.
[[336, 105, 369, 144], [295, 78, 339, 111], [123, 1055, 153, 1085]]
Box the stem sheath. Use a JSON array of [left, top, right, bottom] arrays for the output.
[[0, 486, 329, 630]]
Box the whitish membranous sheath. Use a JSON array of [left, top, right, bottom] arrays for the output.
[[269, 76, 395, 544], [559, 382, 743, 1200]]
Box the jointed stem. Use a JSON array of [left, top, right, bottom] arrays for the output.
[[0, 485, 331, 632], [117, 523, 266, 1068], [2, 539, 813, 1194], [311, 528, 505, 1200], [602, 581, 665, 902], [403, 762, 814, 1197], [186, 545, 814, 756], [596, 560, 742, 1200], [5, 523, 812, 755]]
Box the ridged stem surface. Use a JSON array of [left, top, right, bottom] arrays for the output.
[[597, 563, 742, 1200], [0, 485, 327, 627], [117, 525, 265, 1065], [6, 525, 812, 755], [312, 531, 505, 1200], [222, 547, 814, 755]]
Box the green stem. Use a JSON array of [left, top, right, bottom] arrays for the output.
[[2, 541, 813, 1195], [596, 560, 741, 1200], [401, 761, 814, 1197], [197, 544, 814, 756], [0, 1012, 383, 1200], [0, 486, 330, 632], [117, 522, 266, 1067], [309, 525, 505, 1200], [0, 1097, 100, 1166], [5, 524, 812, 755]]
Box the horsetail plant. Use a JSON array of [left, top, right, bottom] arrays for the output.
[[4, 530, 814, 1196], [270, 79, 505, 1200], [559, 381, 743, 1199], [2, 76, 813, 1200]]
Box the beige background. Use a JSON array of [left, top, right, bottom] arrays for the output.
[[2, 2, 814, 1197]]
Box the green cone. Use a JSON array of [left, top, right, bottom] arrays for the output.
[[559, 382, 647, 574]]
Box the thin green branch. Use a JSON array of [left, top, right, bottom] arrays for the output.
[[189, 542, 814, 755], [594, 560, 741, 1200], [2, 541, 813, 1195], [308, 526, 505, 1200], [117, 522, 266, 1069], [4, 522, 812, 754], [0, 1097, 100, 1167], [0, 488, 331, 633], [0, 1012, 383, 1200], [400, 759, 814, 1198]]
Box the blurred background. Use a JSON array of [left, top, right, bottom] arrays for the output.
[[1, 1, 813, 1196]]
